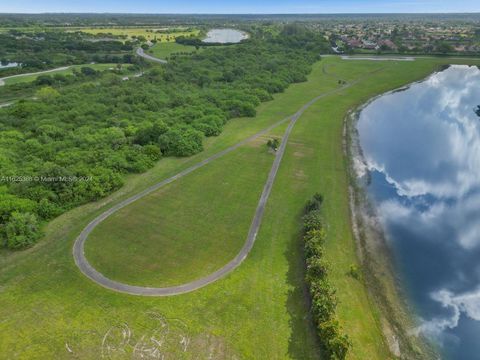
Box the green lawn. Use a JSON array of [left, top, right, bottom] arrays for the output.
[[2, 63, 121, 86], [149, 41, 199, 59], [71, 27, 199, 41], [86, 141, 276, 287], [1, 56, 479, 359]]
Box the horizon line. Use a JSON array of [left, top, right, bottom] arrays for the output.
[[1, 11, 480, 15]]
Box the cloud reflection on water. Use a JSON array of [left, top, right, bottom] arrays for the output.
[[358, 65, 480, 357]]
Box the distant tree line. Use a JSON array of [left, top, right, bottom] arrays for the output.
[[0, 30, 136, 75], [0, 25, 329, 249], [302, 194, 351, 359]]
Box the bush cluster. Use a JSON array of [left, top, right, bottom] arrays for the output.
[[302, 194, 352, 359], [0, 30, 135, 74], [0, 25, 329, 250]]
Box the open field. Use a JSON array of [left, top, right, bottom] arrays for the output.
[[148, 42, 232, 60], [149, 41, 199, 59], [1, 56, 480, 359], [0, 63, 122, 86], [69, 27, 199, 41], [86, 143, 275, 287]]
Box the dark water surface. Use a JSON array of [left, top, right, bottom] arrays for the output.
[[357, 65, 480, 359]]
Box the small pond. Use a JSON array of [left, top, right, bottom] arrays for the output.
[[0, 62, 19, 69]]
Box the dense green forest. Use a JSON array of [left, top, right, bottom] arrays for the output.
[[0, 26, 329, 249], [0, 30, 136, 74]]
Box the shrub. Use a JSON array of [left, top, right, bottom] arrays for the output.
[[5, 212, 41, 249], [302, 209, 323, 232], [266, 138, 280, 151], [348, 264, 361, 280], [302, 194, 351, 359], [305, 192, 324, 213], [35, 86, 60, 101], [80, 67, 97, 76]]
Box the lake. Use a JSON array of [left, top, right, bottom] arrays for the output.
[[202, 28, 248, 44], [357, 65, 480, 359]]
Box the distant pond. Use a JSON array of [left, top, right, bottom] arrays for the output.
[[202, 28, 248, 44], [0, 62, 20, 69], [357, 65, 480, 359]]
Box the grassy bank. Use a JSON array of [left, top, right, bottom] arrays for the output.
[[1, 56, 479, 359]]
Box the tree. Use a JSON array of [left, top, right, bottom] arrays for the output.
[[267, 138, 280, 151], [0, 192, 36, 224], [0, 25, 327, 251], [142, 144, 161, 161], [302, 194, 351, 359], [5, 212, 41, 249], [134, 121, 168, 145], [80, 66, 97, 76], [437, 42, 453, 54], [475, 105, 480, 118], [302, 210, 323, 232], [318, 320, 351, 360], [158, 127, 203, 157], [35, 86, 60, 101], [305, 193, 324, 212], [35, 74, 53, 86], [36, 198, 61, 219]]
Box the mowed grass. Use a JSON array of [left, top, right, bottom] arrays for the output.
[[71, 27, 199, 41], [86, 141, 275, 287], [2, 56, 479, 359], [2, 63, 121, 85], [149, 41, 199, 59]]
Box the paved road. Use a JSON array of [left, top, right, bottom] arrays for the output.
[[136, 48, 168, 64], [0, 66, 71, 86], [324, 54, 480, 62], [73, 81, 353, 296], [340, 55, 415, 61]]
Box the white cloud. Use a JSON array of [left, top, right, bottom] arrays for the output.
[[414, 287, 480, 340], [377, 193, 480, 250], [359, 65, 480, 200]]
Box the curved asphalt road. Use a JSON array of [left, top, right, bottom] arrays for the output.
[[73, 80, 354, 296], [1, 49, 167, 87], [0, 66, 71, 86], [136, 47, 168, 64]]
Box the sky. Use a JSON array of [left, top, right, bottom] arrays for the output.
[[0, 0, 479, 14]]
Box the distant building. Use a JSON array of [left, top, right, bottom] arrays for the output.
[[378, 39, 398, 50], [347, 39, 362, 48], [361, 39, 377, 49]]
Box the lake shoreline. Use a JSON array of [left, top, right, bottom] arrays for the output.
[[344, 76, 441, 359]]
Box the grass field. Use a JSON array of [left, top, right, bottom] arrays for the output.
[[149, 41, 199, 59], [1, 56, 480, 359], [71, 27, 199, 41], [1, 63, 122, 86], [86, 142, 276, 287]]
